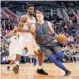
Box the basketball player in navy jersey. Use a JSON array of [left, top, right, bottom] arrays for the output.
[[35, 10, 71, 76]]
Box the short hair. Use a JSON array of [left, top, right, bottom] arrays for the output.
[[36, 10, 44, 15], [27, 4, 34, 9]]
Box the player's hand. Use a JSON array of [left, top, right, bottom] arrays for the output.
[[30, 31, 35, 36], [25, 22, 32, 27]]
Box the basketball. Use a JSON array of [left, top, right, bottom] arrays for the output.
[[56, 34, 68, 44]]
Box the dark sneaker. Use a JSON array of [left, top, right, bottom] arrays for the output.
[[65, 71, 71, 76], [13, 65, 19, 74], [36, 69, 48, 75], [7, 66, 10, 71]]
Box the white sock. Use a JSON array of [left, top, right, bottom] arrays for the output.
[[8, 64, 10, 67], [15, 61, 19, 66], [38, 66, 43, 69]]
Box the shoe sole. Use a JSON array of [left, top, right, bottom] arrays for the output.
[[64, 72, 71, 76], [13, 66, 19, 74], [36, 71, 48, 75]]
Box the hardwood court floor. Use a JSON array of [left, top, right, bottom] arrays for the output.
[[0, 63, 79, 79]]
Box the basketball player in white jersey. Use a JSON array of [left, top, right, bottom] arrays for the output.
[[8, 4, 48, 75], [7, 28, 19, 70]]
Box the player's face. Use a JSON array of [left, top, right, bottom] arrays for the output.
[[36, 13, 44, 21], [28, 7, 34, 15]]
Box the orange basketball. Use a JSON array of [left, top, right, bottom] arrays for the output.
[[56, 34, 68, 44]]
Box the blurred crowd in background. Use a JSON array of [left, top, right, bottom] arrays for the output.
[[1, 1, 79, 64]]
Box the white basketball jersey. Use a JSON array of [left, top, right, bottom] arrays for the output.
[[23, 14, 36, 30]]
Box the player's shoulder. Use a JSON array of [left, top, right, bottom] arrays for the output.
[[21, 14, 27, 19], [46, 21, 52, 25], [20, 14, 27, 22]]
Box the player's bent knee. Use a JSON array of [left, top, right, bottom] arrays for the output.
[[16, 54, 21, 61]]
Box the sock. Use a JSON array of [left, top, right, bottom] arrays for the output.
[[15, 61, 19, 66], [38, 66, 43, 70], [8, 64, 10, 67], [48, 55, 67, 72]]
